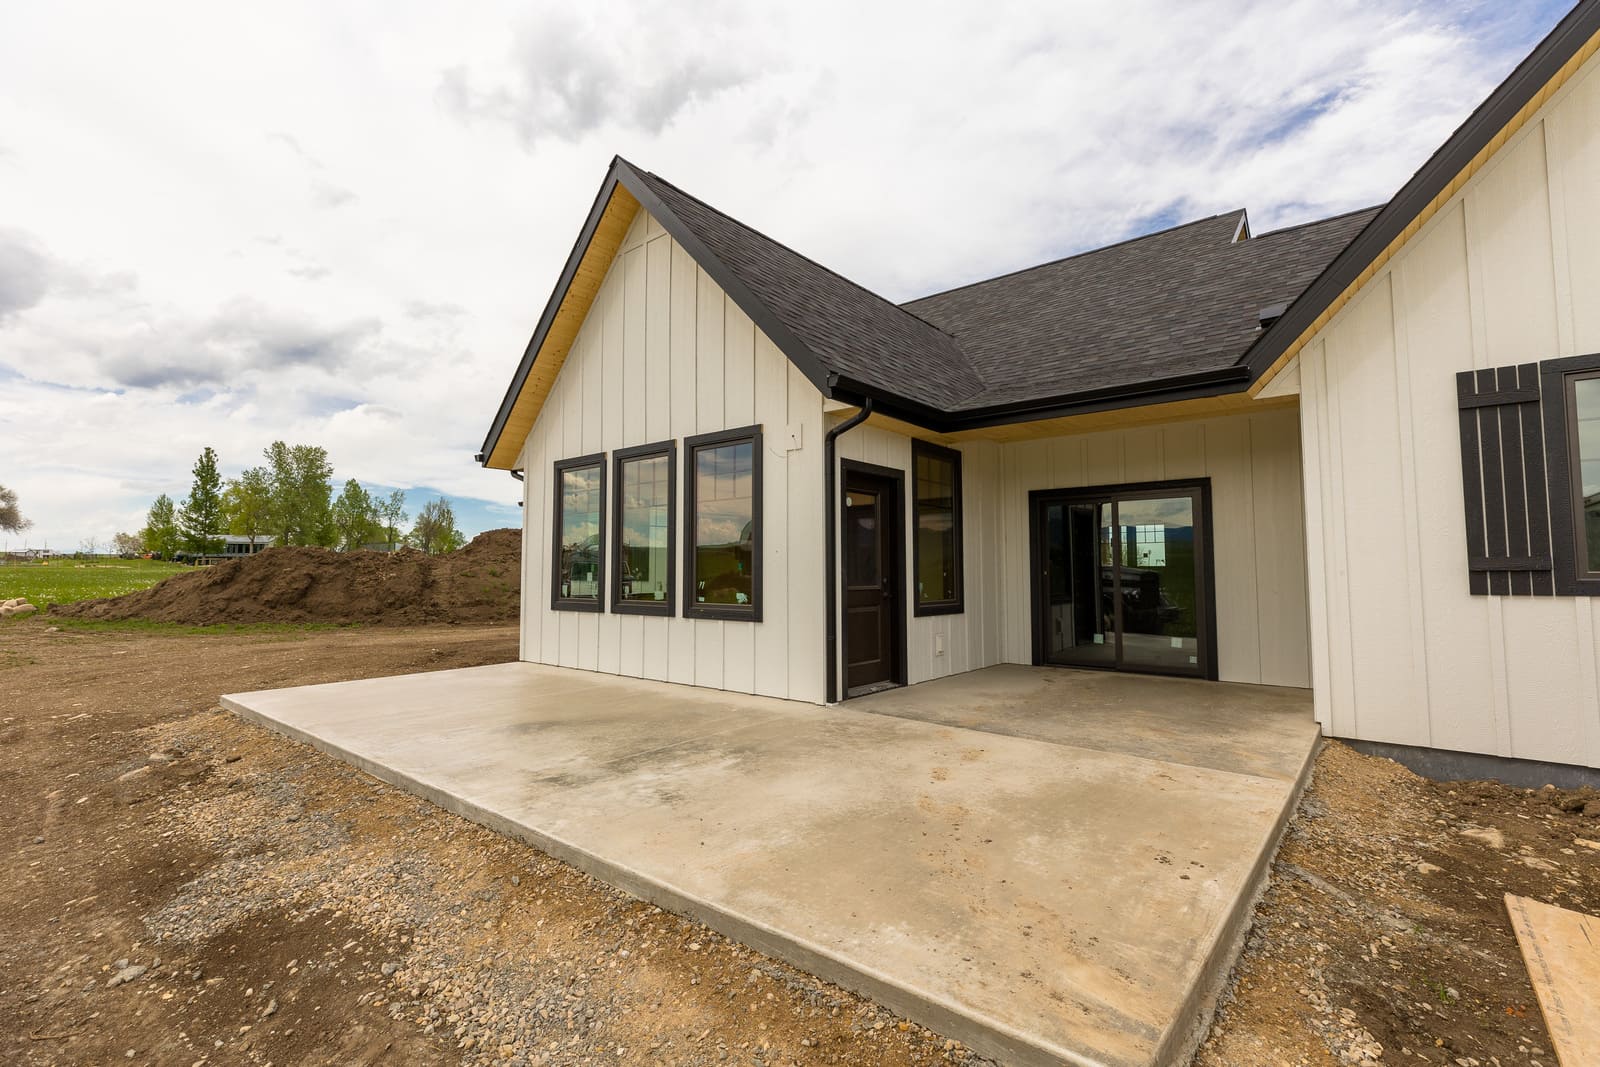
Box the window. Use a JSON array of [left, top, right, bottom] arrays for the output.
[[551, 454, 605, 611], [684, 426, 762, 620], [1544, 355, 1600, 595], [612, 441, 676, 616], [1568, 373, 1600, 576], [912, 440, 963, 615]]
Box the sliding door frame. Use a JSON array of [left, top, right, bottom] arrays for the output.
[[1027, 478, 1219, 681]]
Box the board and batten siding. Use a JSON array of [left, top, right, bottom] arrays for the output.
[[517, 208, 828, 704], [833, 424, 1005, 691], [1293, 53, 1600, 768], [992, 408, 1312, 687]]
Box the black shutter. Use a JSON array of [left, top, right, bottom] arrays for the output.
[[1456, 363, 1553, 596]]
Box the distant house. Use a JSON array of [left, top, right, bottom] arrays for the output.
[[479, 4, 1600, 777], [221, 535, 274, 556]]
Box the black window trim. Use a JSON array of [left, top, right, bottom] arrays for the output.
[[550, 452, 607, 613], [910, 439, 965, 617], [1543, 352, 1600, 596], [682, 425, 763, 622], [610, 440, 677, 617]]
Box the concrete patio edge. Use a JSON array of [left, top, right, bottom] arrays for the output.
[[1149, 731, 1322, 1065]]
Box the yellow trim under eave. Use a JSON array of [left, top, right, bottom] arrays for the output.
[[485, 185, 641, 469], [1248, 24, 1600, 399]]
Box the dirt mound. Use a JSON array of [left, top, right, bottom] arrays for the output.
[[54, 528, 521, 626]]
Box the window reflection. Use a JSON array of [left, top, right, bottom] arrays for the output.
[[557, 463, 602, 601], [618, 453, 670, 604], [693, 440, 755, 608], [1574, 376, 1600, 573]]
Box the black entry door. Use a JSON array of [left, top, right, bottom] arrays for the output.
[[843, 468, 904, 694], [1031, 481, 1215, 679]]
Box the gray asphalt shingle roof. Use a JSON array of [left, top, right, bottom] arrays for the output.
[[631, 164, 1377, 415], [904, 206, 1382, 410]]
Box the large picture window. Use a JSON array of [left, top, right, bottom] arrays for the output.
[[551, 454, 605, 612], [612, 441, 676, 616], [912, 440, 963, 615], [684, 426, 762, 621]]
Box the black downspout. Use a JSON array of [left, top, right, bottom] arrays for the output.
[[824, 397, 873, 703]]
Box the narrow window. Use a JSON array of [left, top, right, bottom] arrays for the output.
[[551, 454, 605, 612], [684, 426, 762, 621], [612, 441, 676, 616], [912, 440, 963, 615], [1568, 371, 1600, 577]]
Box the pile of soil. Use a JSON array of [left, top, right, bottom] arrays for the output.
[[53, 529, 521, 626]]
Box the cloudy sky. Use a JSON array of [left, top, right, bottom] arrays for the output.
[[0, 0, 1572, 550]]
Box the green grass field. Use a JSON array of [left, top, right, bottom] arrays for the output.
[[0, 558, 188, 607]]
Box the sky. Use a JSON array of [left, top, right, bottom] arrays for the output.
[[0, 0, 1575, 551]]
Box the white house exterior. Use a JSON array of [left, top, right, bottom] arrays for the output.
[[483, 4, 1600, 778]]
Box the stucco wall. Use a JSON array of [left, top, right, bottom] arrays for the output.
[[1295, 55, 1600, 767], [518, 209, 828, 704]]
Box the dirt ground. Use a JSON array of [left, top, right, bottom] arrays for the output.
[[0, 621, 987, 1067], [4, 621, 1599, 1066], [52, 528, 521, 627], [1195, 743, 1600, 1067]]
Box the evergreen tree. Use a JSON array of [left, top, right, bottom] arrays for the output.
[[141, 494, 180, 559], [176, 446, 225, 554]]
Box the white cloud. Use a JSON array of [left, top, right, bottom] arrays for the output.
[[0, 0, 1569, 547]]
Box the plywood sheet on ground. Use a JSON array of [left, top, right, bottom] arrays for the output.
[[1506, 893, 1600, 1066]]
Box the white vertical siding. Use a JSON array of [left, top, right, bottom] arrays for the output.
[[993, 409, 1311, 687], [1297, 57, 1600, 767], [514, 210, 827, 704]]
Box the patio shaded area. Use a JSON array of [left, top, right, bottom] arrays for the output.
[[222, 663, 1317, 1067]]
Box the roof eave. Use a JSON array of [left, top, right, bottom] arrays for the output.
[[831, 364, 1255, 435]]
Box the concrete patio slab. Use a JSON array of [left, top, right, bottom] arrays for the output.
[[222, 663, 1317, 1067]]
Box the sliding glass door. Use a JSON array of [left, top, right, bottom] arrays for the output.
[[1031, 482, 1213, 678]]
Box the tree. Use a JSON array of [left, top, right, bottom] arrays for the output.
[[0, 484, 31, 533], [331, 479, 380, 551], [222, 466, 274, 548], [177, 446, 225, 554], [408, 497, 463, 555], [113, 531, 144, 557], [376, 489, 408, 552], [141, 494, 180, 559], [264, 441, 335, 547]]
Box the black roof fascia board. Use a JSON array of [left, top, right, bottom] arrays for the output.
[[833, 364, 1254, 436], [611, 158, 838, 399], [1240, 0, 1600, 383], [479, 161, 627, 466]]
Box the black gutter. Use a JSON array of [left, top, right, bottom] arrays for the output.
[[824, 396, 873, 703], [1240, 0, 1600, 381], [827, 363, 1254, 437]]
